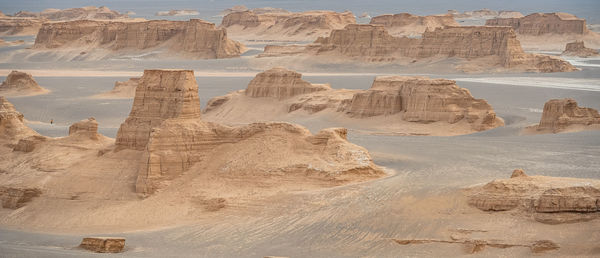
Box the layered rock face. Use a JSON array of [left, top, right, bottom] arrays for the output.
[[115, 70, 201, 150], [34, 19, 245, 59], [467, 170, 600, 224], [220, 10, 356, 41], [486, 13, 588, 35], [245, 67, 331, 99], [532, 98, 600, 133], [1, 70, 48, 96], [369, 13, 458, 37], [0, 97, 39, 143], [80, 237, 125, 253], [561, 41, 599, 57], [0, 186, 42, 209]]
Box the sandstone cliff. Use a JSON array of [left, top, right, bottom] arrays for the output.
[[369, 13, 458, 37], [220, 9, 356, 41], [467, 169, 600, 224], [0, 96, 39, 143], [263, 24, 576, 72], [33, 19, 246, 59], [486, 12, 588, 35], [203, 69, 504, 135], [92, 78, 139, 99], [561, 41, 599, 57], [0, 70, 49, 96], [524, 98, 600, 134]]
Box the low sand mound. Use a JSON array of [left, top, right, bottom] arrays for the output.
[[466, 169, 600, 224], [0, 70, 49, 96], [523, 98, 600, 134], [369, 13, 458, 37], [91, 78, 139, 99], [203, 68, 504, 136]]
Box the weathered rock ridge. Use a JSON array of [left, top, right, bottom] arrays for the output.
[[369, 13, 458, 37], [220, 9, 356, 41], [92, 78, 139, 99], [204, 68, 504, 135], [486, 12, 588, 35], [261, 24, 576, 72], [0, 96, 39, 143], [115, 69, 383, 194], [0, 70, 49, 96], [561, 41, 599, 57], [525, 98, 600, 134], [467, 169, 600, 224], [33, 19, 245, 59]]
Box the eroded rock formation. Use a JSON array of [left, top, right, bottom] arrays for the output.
[[69, 117, 101, 140], [0, 17, 43, 36], [220, 9, 356, 41], [0, 70, 49, 96], [245, 67, 331, 99], [80, 237, 125, 253], [369, 13, 458, 37], [561, 41, 599, 57], [0, 186, 42, 209], [525, 98, 600, 134], [33, 19, 245, 59], [467, 169, 600, 224], [92, 78, 139, 99], [155, 10, 199, 16], [449, 9, 524, 19], [486, 13, 588, 35], [0, 96, 39, 143]]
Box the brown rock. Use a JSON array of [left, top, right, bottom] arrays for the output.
[[13, 135, 47, 152], [369, 13, 458, 37], [530, 240, 560, 253], [486, 12, 589, 35], [0, 96, 39, 143], [532, 98, 600, 133], [0, 186, 41, 209], [0, 70, 49, 96], [69, 117, 100, 140], [245, 67, 331, 99], [79, 237, 125, 253], [561, 41, 599, 57], [511, 169, 527, 178]]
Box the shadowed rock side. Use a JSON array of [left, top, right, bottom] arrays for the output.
[[369, 13, 458, 37], [561, 41, 599, 57], [261, 24, 576, 73], [0, 97, 39, 143], [466, 169, 600, 224], [0, 71, 49, 96], [524, 98, 600, 134], [33, 19, 246, 59], [204, 68, 504, 135], [220, 9, 356, 41], [92, 78, 139, 99], [115, 69, 383, 195]]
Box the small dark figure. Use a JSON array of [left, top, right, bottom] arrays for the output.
[[50, 119, 53, 125]]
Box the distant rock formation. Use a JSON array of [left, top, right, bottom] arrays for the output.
[[33, 19, 246, 59], [155, 9, 199, 16], [486, 12, 588, 35], [0, 96, 39, 143], [467, 169, 600, 224], [0, 71, 49, 96], [69, 117, 101, 140], [561, 41, 599, 57], [369, 13, 458, 37], [92, 78, 139, 99], [524, 98, 600, 134], [449, 9, 523, 19], [220, 9, 356, 41], [0, 17, 43, 36], [204, 68, 504, 135], [262, 24, 576, 72], [0, 38, 25, 46], [220, 5, 250, 16], [80, 237, 125, 253], [115, 69, 383, 194]]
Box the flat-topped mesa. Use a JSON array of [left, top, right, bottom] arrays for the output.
[[115, 70, 201, 150], [535, 98, 600, 133], [0, 97, 39, 143], [0, 70, 48, 96], [345, 76, 503, 131], [69, 117, 100, 140], [562, 41, 599, 57], [245, 67, 331, 99], [33, 19, 245, 59], [369, 13, 458, 37], [220, 9, 356, 41], [486, 12, 589, 35]]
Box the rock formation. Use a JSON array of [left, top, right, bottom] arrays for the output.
[[561, 41, 599, 57], [80, 237, 125, 253], [525, 98, 600, 134], [0, 186, 41, 209], [220, 9, 356, 41], [0, 96, 39, 143], [0, 17, 43, 36], [69, 117, 101, 140], [92, 78, 139, 99], [204, 68, 504, 135], [486, 13, 588, 35], [0, 38, 25, 46], [449, 9, 524, 19], [466, 169, 600, 224], [155, 10, 199, 16], [369, 13, 458, 37], [116, 69, 383, 194], [0, 70, 49, 96], [262, 24, 576, 72], [33, 19, 245, 59]]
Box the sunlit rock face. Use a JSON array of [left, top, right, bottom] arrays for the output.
[[486, 12, 589, 35]]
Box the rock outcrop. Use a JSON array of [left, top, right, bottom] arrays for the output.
[[467, 169, 600, 224], [0, 17, 43, 36], [0, 70, 49, 96], [245, 67, 331, 99], [69, 117, 101, 140], [525, 98, 600, 134], [0, 96, 39, 143], [449, 9, 524, 19], [92, 78, 139, 99], [116, 69, 383, 194], [0, 186, 42, 209], [80, 237, 125, 253], [262, 24, 576, 72], [155, 10, 199, 16], [369, 13, 458, 37], [486, 12, 588, 35], [33, 19, 245, 59], [220, 10, 356, 41], [561, 41, 599, 57]]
